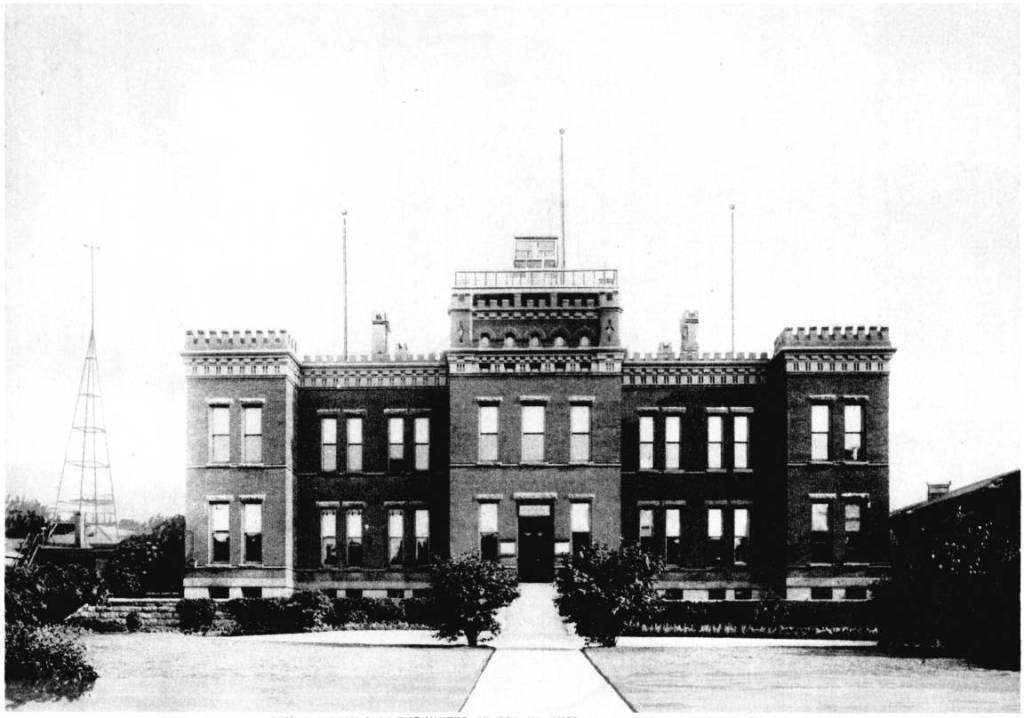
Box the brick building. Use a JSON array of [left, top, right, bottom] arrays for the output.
[[183, 236, 895, 600]]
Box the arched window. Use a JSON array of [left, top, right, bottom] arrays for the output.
[[504, 334, 517, 348], [553, 335, 567, 348], [479, 334, 491, 348]]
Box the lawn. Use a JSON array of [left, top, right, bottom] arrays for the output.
[[586, 645, 1020, 712], [17, 633, 491, 712]]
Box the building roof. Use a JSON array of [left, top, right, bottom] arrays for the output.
[[890, 469, 1020, 518]]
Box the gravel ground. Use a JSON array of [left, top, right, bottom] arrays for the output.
[[18, 632, 490, 712], [586, 645, 1020, 713]]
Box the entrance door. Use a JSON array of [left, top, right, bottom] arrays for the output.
[[517, 504, 554, 582]]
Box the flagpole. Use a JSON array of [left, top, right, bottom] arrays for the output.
[[342, 209, 348, 359], [559, 129, 566, 267], [730, 204, 736, 356]]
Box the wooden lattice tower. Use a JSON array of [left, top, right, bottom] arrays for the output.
[[53, 245, 119, 546]]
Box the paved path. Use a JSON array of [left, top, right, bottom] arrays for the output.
[[461, 584, 632, 714]]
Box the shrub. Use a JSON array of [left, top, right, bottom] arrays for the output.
[[175, 598, 218, 634], [554, 542, 663, 647], [5, 623, 97, 707], [287, 590, 335, 631], [330, 597, 404, 626], [400, 597, 439, 627], [124, 611, 142, 632], [427, 554, 519, 646], [64, 615, 127, 633], [223, 597, 294, 634]]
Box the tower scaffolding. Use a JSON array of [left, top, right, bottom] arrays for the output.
[[53, 245, 119, 546]]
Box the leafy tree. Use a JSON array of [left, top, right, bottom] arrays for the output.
[[5, 564, 107, 627], [5, 495, 50, 538], [554, 542, 663, 646], [427, 554, 519, 646], [102, 514, 185, 596]]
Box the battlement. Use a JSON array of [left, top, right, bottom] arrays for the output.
[[184, 330, 297, 353], [626, 351, 769, 363], [773, 326, 892, 354], [301, 353, 443, 365]]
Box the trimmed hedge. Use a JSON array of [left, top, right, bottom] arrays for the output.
[[220, 594, 438, 635], [63, 615, 127, 634], [628, 599, 879, 638]]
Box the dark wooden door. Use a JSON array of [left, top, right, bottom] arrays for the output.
[[518, 513, 554, 582]]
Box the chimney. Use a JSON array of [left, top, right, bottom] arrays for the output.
[[926, 483, 951, 502], [371, 313, 390, 360], [680, 310, 699, 357]]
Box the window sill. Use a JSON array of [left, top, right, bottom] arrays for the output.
[[839, 460, 869, 466], [808, 562, 834, 567], [733, 468, 753, 474], [237, 463, 265, 468], [519, 461, 549, 466], [707, 468, 727, 473], [842, 562, 870, 567]]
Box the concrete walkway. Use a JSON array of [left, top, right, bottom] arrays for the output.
[[461, 584, 632, 714]]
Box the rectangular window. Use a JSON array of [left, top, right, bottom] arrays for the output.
[[639, 508, 657, 555], [479, 503, 498, 560], [345, 508, 363, 566], [415, 508, 430, 564], [811, 405, 830, 460], [665, 508, 681, 564], [242, 406, 262, 463], [521, 404, 545, 462], [321, 417, 338, 472], [571, 502, 591, 554], [388, 508, 404, 565], [733, 508, 749, 565], [346, 417, 363, 472], [811, 587, 833, 600], [707, 416, 723, 469], [242, 502, 262, 563], [478, 406, 499, 463], [733, 416, 749, 469], [639, 415, 654, 469], [414, 418, 430, 470], [844, 503, 863, 562], [320, 509, 337, 565], [664, 416, 681, 469], [570, 405, 591, 463], [844, 405, 863, 461], [209, 406, 230, 463], [210, 502, 230, 563], [811, 503, 831, 563], [707, 508, 724, 564], [388, 417, 404, 461]]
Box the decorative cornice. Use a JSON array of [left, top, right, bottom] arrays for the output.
[[623, 362, 766, 386], [784, 354, 891, 374], [449, 350, 624, 376]]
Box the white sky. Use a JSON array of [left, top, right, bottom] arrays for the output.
[[4, 4, 1020, 519]]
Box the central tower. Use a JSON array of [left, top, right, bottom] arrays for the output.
[[445, 236, 625, 581]]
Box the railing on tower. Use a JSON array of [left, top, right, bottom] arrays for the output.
[[453, 269, 618, 289]]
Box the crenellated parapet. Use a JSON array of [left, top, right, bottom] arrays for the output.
[[773, 326, 891, 354], [299, 352, 448, 388], [184, 330, 298, 353], [623, 352, 769, 386]]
